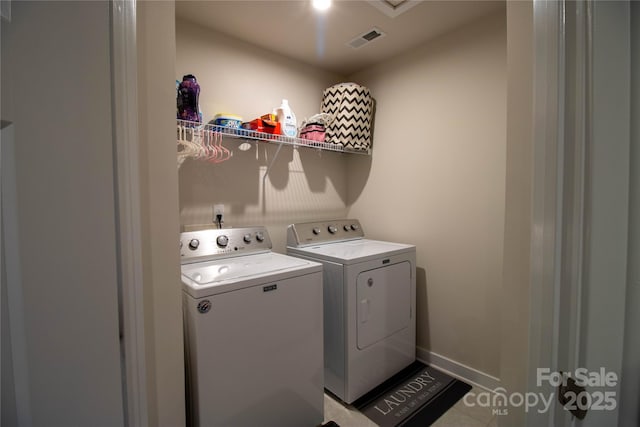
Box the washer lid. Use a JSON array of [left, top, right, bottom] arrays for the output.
[[181, 252, 322, 297], [288, 239, 415, 264]]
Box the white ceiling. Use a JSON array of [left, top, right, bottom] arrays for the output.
[[175, 0, 505, 76]]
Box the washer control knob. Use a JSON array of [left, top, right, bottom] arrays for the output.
[[255, 232, 265, 242], [243, 234, 252, 244], [328, 225, 338, 234], [216, 235, 229, 247], [344, 225, 350, 231], [188, 239, 200, 250], [351, 224, 360, 231], [312, 227, 321, 235]]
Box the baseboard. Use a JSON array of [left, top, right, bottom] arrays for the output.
[[416, 347, 501, 392]]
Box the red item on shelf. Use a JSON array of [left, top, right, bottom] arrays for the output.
[[242, 118, 281, 135]]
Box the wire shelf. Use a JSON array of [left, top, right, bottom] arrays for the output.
[[176, 119, 371, 156]]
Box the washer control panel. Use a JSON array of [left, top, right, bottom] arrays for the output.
[[287, 219, 364, 247], [180, 227, 272, 264]]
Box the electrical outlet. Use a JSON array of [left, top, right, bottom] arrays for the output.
[[213, 204, 225, 228]]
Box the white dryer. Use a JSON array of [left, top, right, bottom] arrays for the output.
[[181, 227, 324, 427], [286, 219, 416, 404]]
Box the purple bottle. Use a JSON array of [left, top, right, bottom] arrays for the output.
[[177, 74, 201, 123]]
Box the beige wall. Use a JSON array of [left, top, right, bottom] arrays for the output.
[[176, 19, 348, 251], [347, 11, 506, 380], [138, 2, 185, 426]]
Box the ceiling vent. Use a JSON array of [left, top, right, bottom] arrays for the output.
[[367, 0, 421, 18], [346, 27, 386, 49]]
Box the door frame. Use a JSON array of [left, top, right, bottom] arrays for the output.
[[527, 1, 567, 424], [110, 1, 634, 426], [527, 1, 632, 426], [1, 122, 33, 427], [110, 0, 148, 425]]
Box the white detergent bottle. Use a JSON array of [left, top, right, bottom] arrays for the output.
[[276, 99, 298, 137]]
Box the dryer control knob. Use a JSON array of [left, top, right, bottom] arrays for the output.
[[328, 225, 338, 234], [216, 235, 229, 247], [188, 239, 200, 250], [312, 227, 321, 235], [243, 234, 252, 243], [350, 224, 360, 231], [344, 225, 350, 231], [255, 232, 265, 242]]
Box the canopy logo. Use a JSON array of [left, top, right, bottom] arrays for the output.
[[463, 368, 618, 416]]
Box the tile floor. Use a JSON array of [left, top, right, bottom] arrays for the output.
[[323, 387, 497, 427]]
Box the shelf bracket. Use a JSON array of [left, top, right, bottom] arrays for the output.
[[262, 142, 285, 187]]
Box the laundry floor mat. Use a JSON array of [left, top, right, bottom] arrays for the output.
[[352, 362, 472, 427]]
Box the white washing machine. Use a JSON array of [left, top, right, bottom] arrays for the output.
[[181, 227, 324, 427], [286, 219, 416, 404]]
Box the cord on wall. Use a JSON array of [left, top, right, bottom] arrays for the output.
[[214, 204, 224, 229]]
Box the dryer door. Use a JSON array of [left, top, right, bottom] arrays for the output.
[[356, 261, 411, 349]]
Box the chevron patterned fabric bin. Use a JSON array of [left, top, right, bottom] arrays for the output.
[[321, 82, 374, 152]]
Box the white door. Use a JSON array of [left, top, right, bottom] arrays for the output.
[[2, 3, 125, 426], [526, 2, 637, 426]]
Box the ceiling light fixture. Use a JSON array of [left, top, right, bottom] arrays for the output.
[[312, 0, 332, 12]]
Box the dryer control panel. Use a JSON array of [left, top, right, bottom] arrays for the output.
[[287, 219, 365, 247], [180, 227, 272, 264]]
